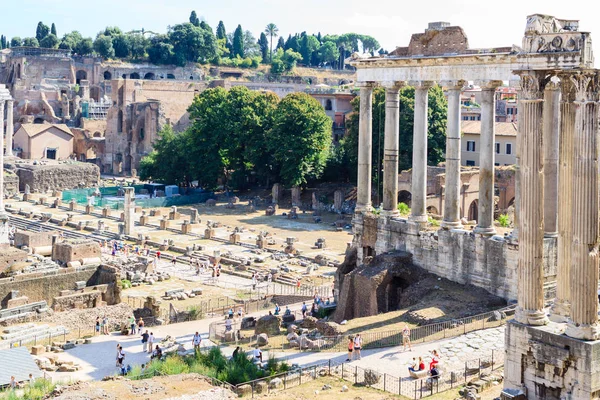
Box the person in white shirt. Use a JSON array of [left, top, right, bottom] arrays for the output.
[[192, 332, 202, 350], [353, 334, 363, 360], [147, 332, 155, 354], [225, 318, 232, 332], [253, 347, 263, 363]]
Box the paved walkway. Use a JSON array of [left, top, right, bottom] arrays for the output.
[[46, 298, 504, 383]]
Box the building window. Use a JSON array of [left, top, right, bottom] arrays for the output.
[[466, 141, 476, 152], [506, 143, 512, 155], [495, 163, 500, 166], [466, 160, 475, 166], [325, 99, 332, 111], [46, 148, 57, 160], [477, 115, 481, 121], [495, 143, 500, 154]]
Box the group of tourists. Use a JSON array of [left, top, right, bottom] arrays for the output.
[[408, 350, 441, 378], [95, 316, 111, 335], [102, 240, 152, 258], [346, 334, 363, 361]]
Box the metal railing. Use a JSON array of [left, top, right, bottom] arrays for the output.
[[232, 350, 503, 398]]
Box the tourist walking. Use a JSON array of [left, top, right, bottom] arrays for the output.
[[95, 317, 100, 335], [129, 316, 136, 335], [115, 344, 121, 367], [102, 316, 109, 335], [138, 317, 144, 333], [148, 332, 154, 353], [141, 330, 149, 352], [192, 331, 202, 350], [301, 302, 307, 318], [402, 325, 412, 351], [117, 346, 125, 368], [346, 336, 354, 361], [353, 334, 362, 360]]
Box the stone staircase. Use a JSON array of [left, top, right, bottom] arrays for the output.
[[0, 323, 70, 349]]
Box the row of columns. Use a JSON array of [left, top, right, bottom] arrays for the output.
[[356, 80, 501, 236], [515, 71, 600, 340]]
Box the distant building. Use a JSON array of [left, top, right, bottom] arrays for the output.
[[13, 123, 74, 160], [460, 86, 518, 122], [461, 121, 517, 167], [305, 87, 355, 142]]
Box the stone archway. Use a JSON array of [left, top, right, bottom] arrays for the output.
[[103, 71, 112, 80], [398, 190, 412, 207], [130, 72, 140, 79], [144, 72, 155, 80], [427, 206, 439, 215], [468, 200, 478, 221]]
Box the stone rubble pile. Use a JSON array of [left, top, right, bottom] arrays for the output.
[[41, 302, 134, 331]]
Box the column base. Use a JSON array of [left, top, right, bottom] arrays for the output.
[[409, 214, 427, 223], [473, 226, 496, 236], [548, 299, 571, 323], [441, 220, 463, 230], [515, 307, 549, 326], [354, 204, 373, 213], [381, 209, 400, 218], [565, 321, 600, 341], [543, 231, 558, 238]]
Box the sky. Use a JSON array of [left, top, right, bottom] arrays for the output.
[[2, 0, 599, 57]]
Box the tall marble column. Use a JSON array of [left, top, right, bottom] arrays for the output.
[[514, 73, 548, 326], [382, 82, 402, 216], [356, 82, 375, 212], [442, 82, 464, 229], [410, 82, 433, 222], [565, 74, 600, 340], [5, 100, 13, 157], [542, 83, 560, 237], [550, 82, 575, 322], [474, 82, 501, 235]]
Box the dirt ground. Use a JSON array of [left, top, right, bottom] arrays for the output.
[[50, 374, 235, 400]]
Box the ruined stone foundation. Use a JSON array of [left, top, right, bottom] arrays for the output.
[[503, 320, 600, 399]]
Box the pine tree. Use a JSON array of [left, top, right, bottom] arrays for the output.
[[35, 22, 49, 41], [189, 11, 200, 27], [232, 25, 244, 58], [258, 32, 269, 63], [51, 23, 57, 36], [276, 37, 285, 50], [0, 36, 5, 50], [216, 21, 227, 41]]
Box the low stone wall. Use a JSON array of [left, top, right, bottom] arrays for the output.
[[0, 264, 119, 308], [13, 162, 100, 192], [52, 291, 102, 311], [0, 245, 29, 274], [4, 171, 19, 195], [52, 239, 101, 264], [14, 231, 56, 249]]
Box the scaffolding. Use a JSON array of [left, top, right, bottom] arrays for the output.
[[84, 98, 110, 120]]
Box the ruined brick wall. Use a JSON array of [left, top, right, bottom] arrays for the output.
[[52, 240, 101, 264], [14, 231, 56, 249], [362, 215, 556, 301], [408, 26, 469, 56], [4, 171, 19, 196], [0, 265, 98, 307], [0, 245, 29, 274], [15, 162, 100, 192]]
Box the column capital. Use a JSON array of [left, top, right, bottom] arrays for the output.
[[515, 71, 547, 100], [355, 81, 377, 90], [473, 80, 504, 90], [409, 80, 435, 89], [440, 80, 467, 90], [381, 81, 406, 91]]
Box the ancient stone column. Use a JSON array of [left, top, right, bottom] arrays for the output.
[[5, 100, 13, 157], [550, 86, 575, 322], [442, 82, 464, 229], [565, 74, 600, 340], [474, 82, 501, 235], [410, 82, 433, 222], [123, 187, 135, 236], [542, 83, 560, 237], [382, 82, 402, 216], [356, 82, 375, 212], [514, 73, 548, 326]]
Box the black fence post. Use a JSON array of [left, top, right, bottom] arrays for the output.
[[492, 350, 495, 370], [355, 366, 357, 384], [383, 373, 386, 392], [328, 359, 331, 375]]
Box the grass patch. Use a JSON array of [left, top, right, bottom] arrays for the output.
[[0, 379, 56, 400]]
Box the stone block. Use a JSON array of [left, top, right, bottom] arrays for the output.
[[31, 345, 45, 355]]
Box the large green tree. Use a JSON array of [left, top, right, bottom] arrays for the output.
[[22, 37, 39, 47], [216, 21, 227, 41], [147, 34, 173, 64], [168, 22, 216, 66], [270, 92, 332, 186], [139, 126, 191, 185], [112, 34, 131, 58], [341, 85, 447, 198], [40, 34, 59, 49], [50, 23, 57, 36], [93, 35, 115, 58], [74, 38, 94, 55], [189, 11, 200, 27]]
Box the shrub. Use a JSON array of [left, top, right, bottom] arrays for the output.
[[496, 214, 510, 228], [120, 279, 132, 289], [158, 355, 189, 375], [428, 216, 440, 227], [187, 305, 204, 321], [397, 202, 410, 216]]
